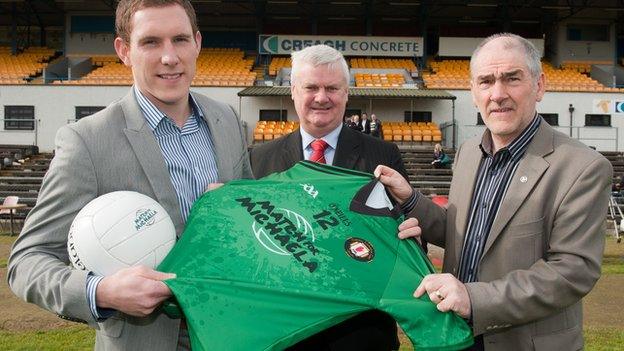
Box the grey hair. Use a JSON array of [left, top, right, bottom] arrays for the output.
[[470, 33, 542, 80], [290, 44, 350, 86]]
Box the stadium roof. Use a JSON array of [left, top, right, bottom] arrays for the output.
[[238, 86, 456, 100]]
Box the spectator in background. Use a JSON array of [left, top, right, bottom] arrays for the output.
[[431, 143, 451, 169], [360, 112, 371, 134], [347, 114, 362, 132], [370, 113, 382, 138]]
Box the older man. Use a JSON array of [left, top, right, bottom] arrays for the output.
[[8, 1, 251, 350], [376, 33, 611, 350], [251, 44, 409, 350]]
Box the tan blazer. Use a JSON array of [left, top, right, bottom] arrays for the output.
[[410, 120, 611, 350], [7, 90, 252, 350]]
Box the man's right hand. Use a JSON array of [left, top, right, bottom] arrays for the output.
[[374, 165, 413, 204], [96, 266, 175, 317]]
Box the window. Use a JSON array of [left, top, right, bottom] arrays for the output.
[[404, 111, 431, 123], [75, 106, 105, 120], [567, 24, 609, 42], [585, 114, 611, 127], [477, 112, 485, 125], [4, 105, 35, 130], [259, 109, 287, 121], [541, 113, 559, 126]]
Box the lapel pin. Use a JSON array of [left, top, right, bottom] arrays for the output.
[[520, 176, 528, 183]]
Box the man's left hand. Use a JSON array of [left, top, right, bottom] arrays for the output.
[[414, 273, 471, 319]]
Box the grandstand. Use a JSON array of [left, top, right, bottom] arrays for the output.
[[1, 1, 624, 156], [423, 59, 624, 92], [0, 46, 56, 84]]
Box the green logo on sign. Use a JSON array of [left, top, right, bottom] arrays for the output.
[[260, 35, 278, 54]]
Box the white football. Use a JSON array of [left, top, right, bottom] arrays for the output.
[[67, 191, 176, 276]]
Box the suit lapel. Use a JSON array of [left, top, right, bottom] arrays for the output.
[[120, 90, 185, 235], [192, 92, 229, 182], [281, 130, 305, 166], [454, 139, 483, 262], [482, 122, 554, 256], [333, 126, 361, 168]]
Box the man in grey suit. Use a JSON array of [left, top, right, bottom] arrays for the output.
[[8, 0, 251, 350], [375, 33, 611, 350]]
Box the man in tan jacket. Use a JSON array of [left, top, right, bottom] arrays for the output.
[[375, 33, 611, 350]]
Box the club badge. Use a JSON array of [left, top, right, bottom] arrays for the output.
[[344, 237, 374, 262]]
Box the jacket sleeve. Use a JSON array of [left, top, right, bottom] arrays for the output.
[[466, 155, 611, 335], [7, 125, 100, 326]]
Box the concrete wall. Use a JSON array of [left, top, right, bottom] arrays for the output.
[[1, 85, 623, 152], [551, 21, 615, 66]]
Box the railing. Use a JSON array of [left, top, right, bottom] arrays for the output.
[[566, 126, 618, 151], [608, 195, 622, 243]]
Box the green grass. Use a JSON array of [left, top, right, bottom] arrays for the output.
[[585, 326, 624, 351], [602, 256, 624, 274], [0, 326, 94, 351], [0, 257, 6, 268]]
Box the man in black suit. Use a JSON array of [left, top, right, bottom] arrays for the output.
[[251, 44, 408, 351]]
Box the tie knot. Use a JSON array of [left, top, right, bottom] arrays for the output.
[[311, 139, 328, 152]]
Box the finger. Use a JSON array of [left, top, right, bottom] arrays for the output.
[[398, 217, 419, 231], [373, 165, 392, 178], [398, 225, 422, 240], [436, 298, 453, 313], [413, 274, 434, 298], [140, 269, 177, 281]]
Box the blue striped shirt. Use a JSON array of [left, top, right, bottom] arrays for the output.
[[457, 115, 541, 283], [87, 87, 218, 320], [134, 86, 219, 221]]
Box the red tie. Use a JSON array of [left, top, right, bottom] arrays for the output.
[[310, 139, 328, 164]]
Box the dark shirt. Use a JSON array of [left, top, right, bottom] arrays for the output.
[[457, 115, 541, 283]]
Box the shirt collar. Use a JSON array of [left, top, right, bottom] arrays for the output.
[[300, 124, 342, 150], [133, 85, 204, 131], [480, 113, 541, 158]]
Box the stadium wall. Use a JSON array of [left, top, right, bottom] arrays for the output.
[[1, 86, 623, 152]]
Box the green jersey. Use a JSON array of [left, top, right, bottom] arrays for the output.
[[158, 161, 472, 350]]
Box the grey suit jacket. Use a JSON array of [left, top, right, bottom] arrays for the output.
[[7, 89, 252, 350], [409, 120, 611, 350]]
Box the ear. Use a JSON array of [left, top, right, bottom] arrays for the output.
[[535, 72, 546, 102], [469, 79, 477, 106], [290, 84, 296, 101], [194, 31, 202, 55], [114, 37, 131, 66]]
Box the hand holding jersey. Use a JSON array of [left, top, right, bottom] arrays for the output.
[[97, 266, 174, 317], [375, 165, 466, 317]]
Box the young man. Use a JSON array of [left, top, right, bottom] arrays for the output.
[[8, 1, 251, 350], [251, 44, 410, 351], [375, 33, 611, 350]]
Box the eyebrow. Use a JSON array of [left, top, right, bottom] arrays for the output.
[[476, 69, 523, 81], [138, 33, 192, 42]]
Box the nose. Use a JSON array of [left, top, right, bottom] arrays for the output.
[[489, 79, 508, 103], [161, 41, 180, 66], [314, 88, 330, 104]]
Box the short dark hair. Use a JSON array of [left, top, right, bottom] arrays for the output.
[[115, 0, 198, 43]]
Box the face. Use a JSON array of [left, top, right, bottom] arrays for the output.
[[291, 63, 348, 138], [114, 4, 201, 114], [470, 38, 545, 148]]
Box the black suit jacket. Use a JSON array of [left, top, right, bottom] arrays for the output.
[[251, 125, 408, 180], [250, 125, 407, 351]]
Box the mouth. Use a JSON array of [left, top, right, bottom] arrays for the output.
[[158, 73, 182, 80], [489, 107, 514, 114], [311, 106, 332, 112]]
